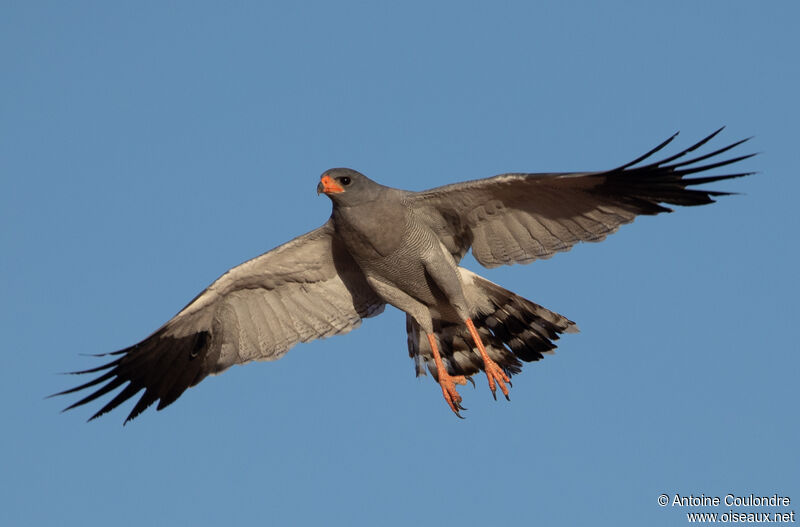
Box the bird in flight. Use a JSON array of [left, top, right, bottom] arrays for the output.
[[54, 128, 754, 422]]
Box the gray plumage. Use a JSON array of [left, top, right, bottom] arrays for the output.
[[54, 129, 754, 422]]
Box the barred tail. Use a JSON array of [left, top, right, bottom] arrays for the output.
[[407, 273, 578, 380]]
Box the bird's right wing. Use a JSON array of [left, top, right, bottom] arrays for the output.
[[55, 220, 385, 423]]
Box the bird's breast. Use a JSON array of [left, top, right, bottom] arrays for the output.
[[332, 201, 409, 261], [334, 205, 452, 309]]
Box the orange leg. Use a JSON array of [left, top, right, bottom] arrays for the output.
[[465, 318, 511, 401], [426, 333, 468, 417]]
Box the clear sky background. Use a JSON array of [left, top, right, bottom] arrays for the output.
[[2, 2, 797, 526]]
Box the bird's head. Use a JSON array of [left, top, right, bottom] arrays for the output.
[[317, 168, 382, 205]]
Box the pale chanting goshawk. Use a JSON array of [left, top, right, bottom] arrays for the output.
[[54, 129, 754, 422]]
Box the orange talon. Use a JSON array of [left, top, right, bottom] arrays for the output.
[[427, 333, 467, 417], [465, 318, 511, 400]]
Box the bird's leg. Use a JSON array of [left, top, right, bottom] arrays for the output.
[[465, 318, 511, 401], [426, 333, 467, 417]]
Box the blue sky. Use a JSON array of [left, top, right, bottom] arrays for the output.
[[2, 2, 797, 526]]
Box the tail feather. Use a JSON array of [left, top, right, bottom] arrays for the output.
[[407, 274, 577, 381]]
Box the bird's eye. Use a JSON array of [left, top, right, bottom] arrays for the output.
[[340, 177, 351, 186]]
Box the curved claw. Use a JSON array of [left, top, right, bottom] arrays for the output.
[[444, 394, 465, 417], [438, 373, 466, 416], [484, 362, 511, 401]]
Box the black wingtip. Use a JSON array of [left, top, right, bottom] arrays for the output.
[[708, 126, 726, 140], [683, 171, 755, 187], [612, 131, 681, 171], [594, 129, 755, 210], [676, 153, 757, 177], [54, 329, 214, 423]]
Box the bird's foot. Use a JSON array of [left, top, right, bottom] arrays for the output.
[[482, 358, 511, 401], [438, 372, 468, 417], [464, 318, 512, 401]]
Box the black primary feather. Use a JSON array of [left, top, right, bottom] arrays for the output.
[[51, 330, 215, 424], [593, 129, 755, 212]]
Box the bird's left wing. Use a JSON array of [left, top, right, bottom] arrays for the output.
[[409, 129, 754, 268], [55, 220, 384, 423]]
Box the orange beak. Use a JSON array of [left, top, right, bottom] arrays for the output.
[[317, 175, 345, 194]]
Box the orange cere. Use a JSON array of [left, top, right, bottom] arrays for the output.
[[319, 175, 345, 194]]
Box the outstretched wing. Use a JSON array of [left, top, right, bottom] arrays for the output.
[[410, 129, 754, 268], [54, 220, 385, 423]]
